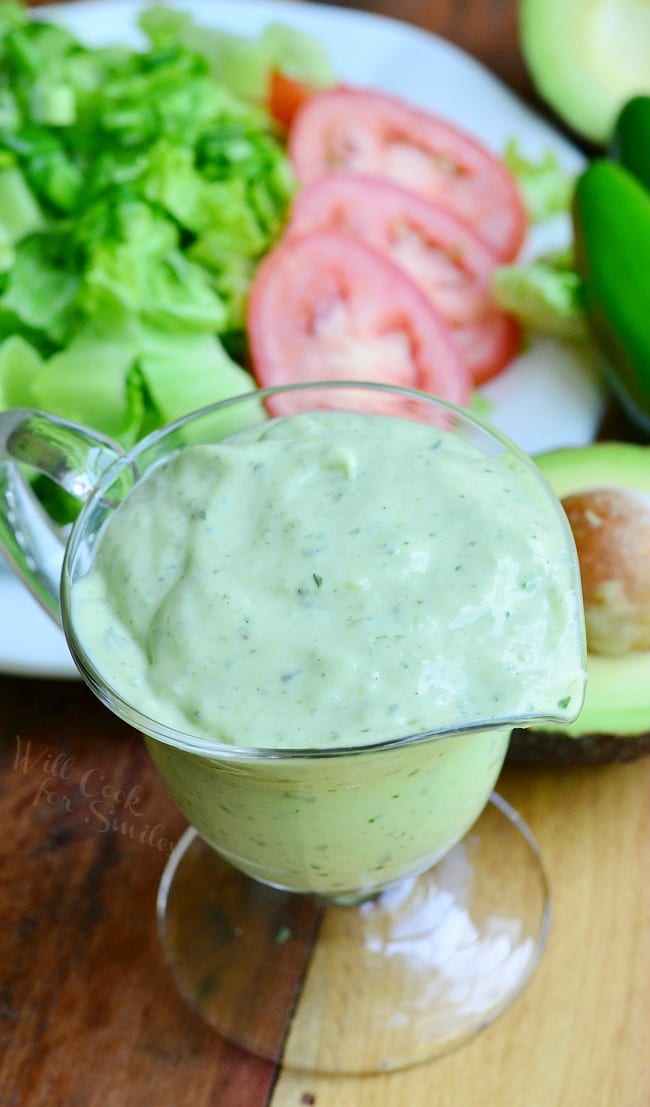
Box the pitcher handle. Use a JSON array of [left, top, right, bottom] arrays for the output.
[[0, 409, 124, 625]]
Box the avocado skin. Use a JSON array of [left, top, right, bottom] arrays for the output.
[[509, 728, 650, 765], [508, 442, 650, 764]]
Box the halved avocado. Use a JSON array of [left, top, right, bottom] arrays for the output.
[[519, 0, 650, 144], [509, 442, 650, 763]]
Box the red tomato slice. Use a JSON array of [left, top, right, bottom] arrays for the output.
[[247, 230, 470, 417], [268, 70, 318, 130], [288, 173, 520, 384], [288, 88, 527, 261]]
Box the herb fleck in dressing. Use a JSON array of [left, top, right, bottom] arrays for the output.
[[71, 411, 585, 895]]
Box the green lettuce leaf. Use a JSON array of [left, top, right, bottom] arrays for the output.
[[0, 164, 44, 242], [0, 231, 81, 345], [503, 138, 575, 223], [0, 332, 43, 406], [140, 6, 335, 103], [492, 251, 588, 341], [0, 1, 315, 500], [137, 330, 257, 428], [29, 325, 142, 443]]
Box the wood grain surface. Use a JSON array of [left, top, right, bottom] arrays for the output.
[[3, 2, 649, 1105], [1, 677, 648, 1106]]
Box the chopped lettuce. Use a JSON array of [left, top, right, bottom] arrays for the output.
[[0, 163, 44, 242], [30, 327, 142, 442], [0, 231, 81, 346], [140, 5, 336, 103], [0, 1, 309, 477], [503, 138, 575, 223], [137, 329, 257, 427], [0, 331, 42, 406], [492, 250, 588, 341]]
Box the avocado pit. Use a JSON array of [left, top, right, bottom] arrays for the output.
[[562, 487, 650, 656]]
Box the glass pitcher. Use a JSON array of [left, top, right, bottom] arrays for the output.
[[0, 381, 586, 1074]]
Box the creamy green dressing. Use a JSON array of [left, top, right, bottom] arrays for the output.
[[73, 412, 584, 748], [70, 411, 585, 896]]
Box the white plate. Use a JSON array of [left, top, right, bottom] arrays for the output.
[[0, 0, 605, 678]]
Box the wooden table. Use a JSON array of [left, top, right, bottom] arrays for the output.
[[2, 2, 649, 1105]]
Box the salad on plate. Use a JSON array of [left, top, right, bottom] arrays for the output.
[[0, 0, 606, 676]]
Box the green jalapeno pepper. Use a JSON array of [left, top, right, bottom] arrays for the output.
[[573, 160, 650, 434], [610, 95, 650, 192]]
